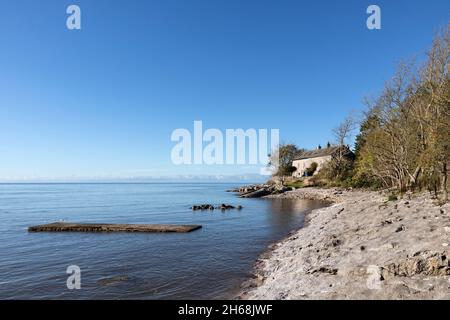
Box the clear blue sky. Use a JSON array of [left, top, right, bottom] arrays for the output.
[[0, 0, 448, 181]]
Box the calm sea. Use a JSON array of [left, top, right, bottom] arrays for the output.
[[0, 183, 325, 299]]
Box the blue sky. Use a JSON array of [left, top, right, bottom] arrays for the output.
[[0, 0, 448, 181]]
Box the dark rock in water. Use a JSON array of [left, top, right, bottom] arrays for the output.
[[217, 203, 235, 210], [191, 204, 214, 211], [97, 275, 129, 286], [191, 204, 243, 211]]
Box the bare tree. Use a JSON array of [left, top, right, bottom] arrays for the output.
[[418, 26, 450, 201], [353, 25, 449, 199], [333, 116, 357, 146]]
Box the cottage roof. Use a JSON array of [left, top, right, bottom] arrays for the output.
[[294, 146, 352, 160]]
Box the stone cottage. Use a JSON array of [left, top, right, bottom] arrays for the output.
[[292, 145, 354, 178]]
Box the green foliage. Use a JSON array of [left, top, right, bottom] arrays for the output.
[[387, 194, 398, 201], [305, 162, 318, 176], [317, 157, 354, 182], [268, 144, 304, 177], [354, 113, 381, 159]]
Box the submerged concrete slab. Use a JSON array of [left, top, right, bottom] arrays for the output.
[[28, 222, 202, 233]]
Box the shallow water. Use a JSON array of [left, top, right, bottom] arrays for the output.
[[0, 183, 325, 299]]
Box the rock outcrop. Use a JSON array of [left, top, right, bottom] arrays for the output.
[[191, 204, 242, 211], [228, 184, 292, 198]]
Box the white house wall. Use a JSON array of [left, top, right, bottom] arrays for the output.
[[292, 155, 332, 178]]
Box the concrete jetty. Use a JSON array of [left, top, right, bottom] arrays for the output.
[[28, 222, 202, 233]]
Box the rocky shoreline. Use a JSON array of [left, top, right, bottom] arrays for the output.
[[227, 184, 292, 198], [238, 187, 450, 299]]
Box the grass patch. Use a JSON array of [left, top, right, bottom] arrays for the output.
[[285, 181, 305, 188], [387, 194, 398, 201]]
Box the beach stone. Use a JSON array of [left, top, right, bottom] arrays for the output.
[[309, 267, 338, 275]]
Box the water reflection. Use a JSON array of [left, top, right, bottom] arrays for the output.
[[265, 198, 328, 230]]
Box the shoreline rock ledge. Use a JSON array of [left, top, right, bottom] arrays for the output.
[[227, 184, 292, 198]]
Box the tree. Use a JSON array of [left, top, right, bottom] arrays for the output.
[[414, 26, 450, 200], [333, 115, 357, 147], [354, 111, 381, 158], [305, 162, 318, 176], [268, 144, 303, 177], [328, 116, 357, 182], [353, 25, 449, 200], [356, 62, 419, 191]]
